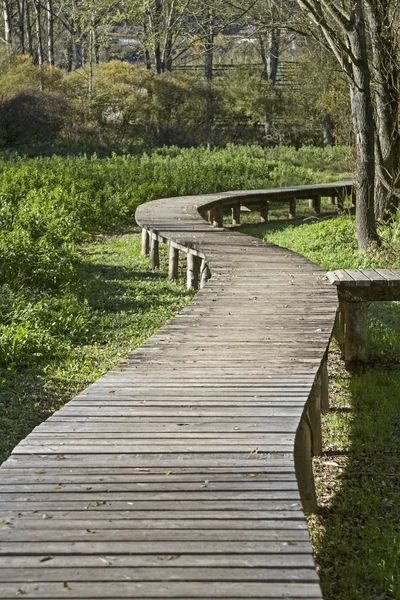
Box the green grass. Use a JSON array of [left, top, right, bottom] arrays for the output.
[[239, 213, 400, 600], [0, 233, 192, 462]]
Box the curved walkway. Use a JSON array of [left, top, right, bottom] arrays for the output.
[[0, 183, 349, 599]]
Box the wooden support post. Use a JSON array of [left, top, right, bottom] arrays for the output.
[[328, 196, 335, 205], [168, 243, 179, 280], [307, 379, 323, 457], [141, 228, 150, 255], [260, 202, 269, 222], [309, 196, 321, 214], [294, 416, 318, 513], [289, 198, 296, 219], [200, 258, 211, 289], [351, 188, 356, 208], [320, 353, 329, 413], [338, 300, 346, 359], [212, 205, 223, 228], [337, 189, 345, 211], [150, 236, 159, 269], [232, 204, 241, 226], [187, 253, 201, 290], [344, 301, 368, 365]]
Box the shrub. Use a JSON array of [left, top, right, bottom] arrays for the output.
[[0, 93, 72, 147]]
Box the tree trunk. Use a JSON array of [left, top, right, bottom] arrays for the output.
[[365, 0, 400, 219], [347, 1, 379, 250], [33, 0, 43, 69], [3, 0, 12, 47], [143, 17, 152, 70], [259, 29, 280, 142], [46, 0, 54, 65], [16, 0, 25, 52], [204, 7, 214, 82], [162, 0, 175, 72], [26, 0, 33, 56], [153, 0, 163, 74], [323, 113, 334, 146]]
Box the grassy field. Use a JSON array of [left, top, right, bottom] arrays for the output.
[[240, 210, 400, 600]]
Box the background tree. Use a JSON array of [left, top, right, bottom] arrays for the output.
[[295, 0, 400, 249]]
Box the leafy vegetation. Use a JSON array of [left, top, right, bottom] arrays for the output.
[[240, 212, 400, 600]]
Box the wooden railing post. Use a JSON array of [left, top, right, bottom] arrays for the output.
[[200, 258, 211, 289], [187, 252, 201, 290], [212, 205, 223, 227], [289, 198, 296, 219], [307, 379, 323, 458], [337, 189, 345, 211], [309, 195, 321, 214], [150, 235, 159, 269], [320, 353, 329, 413], [141, 228, 150, 255], [168, 243, 179, 280], [232, 204, 241, 226], [295, 416, 318, 513], [260, 201, 269, 222]]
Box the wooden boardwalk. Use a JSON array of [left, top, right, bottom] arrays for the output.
[[0, 184, 348, 599]]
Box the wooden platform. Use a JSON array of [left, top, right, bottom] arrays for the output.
[[0, 183, 347, 599]]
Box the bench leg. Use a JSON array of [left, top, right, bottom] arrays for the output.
[[295, 416, 318, 513], [338, 301, 346, 359], [344, 301, 368, 365]]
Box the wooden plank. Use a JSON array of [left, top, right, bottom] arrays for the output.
[[359, 269, 388, 285], [375, 269, 400, 285], [0, 581, 324, 598]]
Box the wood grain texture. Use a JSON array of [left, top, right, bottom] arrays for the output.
[[0, 182, 348, 599]]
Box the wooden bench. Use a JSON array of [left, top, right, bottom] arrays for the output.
[[0, 182, 351, 599], [327, 269, 400, 366]]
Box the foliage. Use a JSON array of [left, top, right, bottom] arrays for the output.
[[0, 93, 71, 147], [0, 55, 353, 147]]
